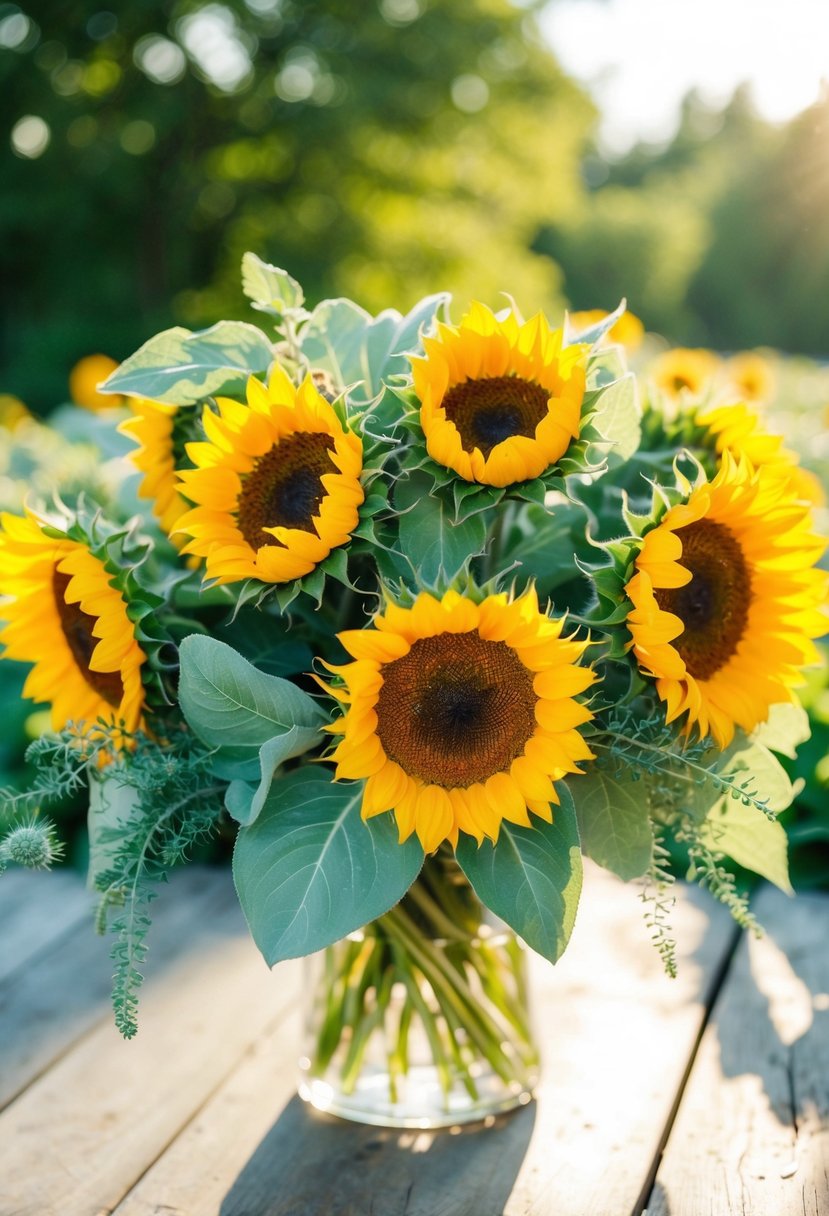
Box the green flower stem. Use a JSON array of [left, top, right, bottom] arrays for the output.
[[382, 904, 520, 1083], [304, 857, 538, 1109]]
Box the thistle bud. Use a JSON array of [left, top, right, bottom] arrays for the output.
[[1, 821, 63, 870]]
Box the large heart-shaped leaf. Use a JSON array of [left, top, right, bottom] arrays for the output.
[[395, 471, 488, 585], [101, 321, 274, 404], [178, 635, 324, 783], [233, 768, 424, 964], [456, 786, 583, 963], [570, 769, 654, 880], [700, 798, 792, 894], [300, 293, 448, 404]]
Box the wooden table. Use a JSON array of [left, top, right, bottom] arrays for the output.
[[1, 862, 827, 1216]]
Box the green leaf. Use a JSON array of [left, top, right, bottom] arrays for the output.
[[455, 786, 583, 963], [178, 635, 325, 781], [570, 769, 654, 880], [507, 502, 588, 596], [395, 471, 488, 585], [591, 373, 641, 467], [300, 293, 448, 405], [700, 799, 793, 894], [714, 735, 795, 814], [750, 701, 811, 759], [241, 253, 305, 317], [226, 726, 325, 826], [299, 297, 374, 390], [100, 321, 274, 405], [567, 299, 626, 348], [233, 768, 424, 964]]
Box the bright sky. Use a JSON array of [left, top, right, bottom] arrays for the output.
[[541, 0, 829, 152]]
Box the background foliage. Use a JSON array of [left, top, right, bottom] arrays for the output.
[[3, 3, 829, 412]]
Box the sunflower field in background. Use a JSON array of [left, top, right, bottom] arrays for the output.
[[0, 257, 826, 1071]]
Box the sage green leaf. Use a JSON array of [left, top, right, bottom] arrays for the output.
[[713, 735, 795, 814], [225, 779, 256, 824], [300, 293, 448, 404], [299, 297, 373, 390], [100, 321, 274, 405], [750, 701, 811, 759], [571, 769, 654, 880], [241, 253, 305, 316], [178, 635, 325, 780], [396, 471, 488, 585], [507, 501, 588, 596], [700, 799, 793, 894], [567, 299, 626, 348], [233, 768, 424, 964], [591, 373, 641, 466], [455, 786, 583, 963]]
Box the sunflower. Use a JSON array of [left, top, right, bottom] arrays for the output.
[[569, 308, 645, 353], [651, 348, 719, 399], [695, 400, 826, 507], [726, 352, 774, 403], [69, 354, 124, 411], [0, 394, 30, 431], [410, 302, 588, 488], [625, 454, 828, 748], [0, 511, 146, 735], [177, 367, 364, 586], [326, 588, 596, 853], [121, 399, 192, 545]]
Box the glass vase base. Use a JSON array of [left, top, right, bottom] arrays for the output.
[[298, 1064, 539, 1130]]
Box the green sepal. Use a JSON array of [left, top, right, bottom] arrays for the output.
[[564, 299, 628, 349], [61, 501, 174, 713]]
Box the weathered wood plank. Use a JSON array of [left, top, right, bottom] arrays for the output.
[[647, 885, 829, 1216], [0, 867, 303, 1216], [111, 865, 737, 1216], [0, 868, 237, 1110], [0, 867, 93, 982]]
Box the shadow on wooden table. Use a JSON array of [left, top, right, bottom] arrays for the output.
[[220, 1095, 536, 1216]]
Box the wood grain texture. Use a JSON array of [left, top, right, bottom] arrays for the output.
[[0, 867, 93, 982], [110, 865, 737, 1216], [0, 868, 242, 1111], [0, 866, 302, 1216], [647, 886, 829, 1216]]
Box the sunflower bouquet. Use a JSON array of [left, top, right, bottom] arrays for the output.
[[0, 255, 826, 1129]]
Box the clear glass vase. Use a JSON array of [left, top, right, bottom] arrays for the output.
[[298, 849, 540, 1129]]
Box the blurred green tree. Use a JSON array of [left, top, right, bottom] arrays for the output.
[[543, 84, 829, 354], [0, 0, 593, 409]]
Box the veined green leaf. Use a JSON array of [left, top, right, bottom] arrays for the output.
[[178, 635, 324, 781], [750, 701, 811, 759], [100, 321, 274, 405], [395, 471, 488, 585], [300, 293, 448, 404], [591, 372, 641, 466], [233, 768, 424, 964], [456, 786, 582, 963], [571, 769, 654, 880], [241, 252, 305, 317], [700, 798, 793, 894]]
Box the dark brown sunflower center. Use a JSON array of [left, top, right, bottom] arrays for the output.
[[375, 631, 537, 788], [442, 375, 550, 457], [236, 432, 334, 550], [653, 520, 751, 680], [52, 570, 124, 708], [672, 374, 693, 392]]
